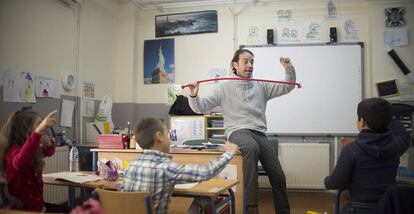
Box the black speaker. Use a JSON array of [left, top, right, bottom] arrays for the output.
[[267, 29, 274, 44], [329, 27, 337, 43], [388, 49, 411, 75]]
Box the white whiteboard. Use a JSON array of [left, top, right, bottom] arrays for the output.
[[245, 43, 364, 135]]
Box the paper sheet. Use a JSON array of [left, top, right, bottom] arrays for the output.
[[35, 76, 61, 98], [3, 69, 21, 102], [20, 72, 36, 103], [60, 99, 75, 127], [43, 172, 102, 184], [175, 182, 198, 189], [384, 29, 408, 48]]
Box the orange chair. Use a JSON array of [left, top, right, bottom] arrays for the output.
[[93, 188, 153, 214]]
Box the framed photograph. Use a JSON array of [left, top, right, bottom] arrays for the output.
[[155, 10, 218, 37], [144, 39, 175, 84], [376, 79, 399, 97], [385, 7, 406, 28]]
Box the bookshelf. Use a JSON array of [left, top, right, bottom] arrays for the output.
[[204, 114, 225, 141]]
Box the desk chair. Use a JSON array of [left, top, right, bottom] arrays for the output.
[[334, 188, 376, 214], [93, 188, 153, 214], [0, 182, 8, 208], [373, 184, 414, 214]]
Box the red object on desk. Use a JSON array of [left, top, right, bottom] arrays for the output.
[[97, 134, 124, 149]]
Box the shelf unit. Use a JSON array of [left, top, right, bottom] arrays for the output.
[[204, 114, 224, 140]]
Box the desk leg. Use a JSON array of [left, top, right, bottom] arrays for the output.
[[198, 197, 217, 214], [92, 151, 97, 172], [68, 186, 76, 208], [228, 188, 235, 214]]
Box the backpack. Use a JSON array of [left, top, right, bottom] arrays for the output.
[[168, 95, 202, 115]]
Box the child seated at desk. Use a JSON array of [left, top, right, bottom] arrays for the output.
[[0, 109, 57, 211], [120, 118, 238, 214], [324, 98, 411, 213]]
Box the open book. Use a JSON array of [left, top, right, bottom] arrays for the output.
[[43, 172, 103, 184]]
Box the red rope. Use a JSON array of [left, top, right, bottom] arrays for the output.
[[181, 77, 302, 89]]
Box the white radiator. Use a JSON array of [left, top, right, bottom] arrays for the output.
[[43, 146, 69, 204], [259, 143, 330, 189]]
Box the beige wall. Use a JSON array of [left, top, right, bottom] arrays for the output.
[[133, 0, 413, 104], [368, 1, 414, 99], [0, 0, 76, 96], [1, 0, 413, 104]]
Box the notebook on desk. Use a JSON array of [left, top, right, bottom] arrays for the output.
[[43, 172, 103, 184]]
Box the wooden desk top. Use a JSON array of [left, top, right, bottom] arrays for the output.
[[43, 172, 239, 198], [91, 148, 241, 155]]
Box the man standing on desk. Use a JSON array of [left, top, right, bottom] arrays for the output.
[[187, 49, 296, 214]]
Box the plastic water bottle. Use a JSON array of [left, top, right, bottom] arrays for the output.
[[69, 143, 79, 172]]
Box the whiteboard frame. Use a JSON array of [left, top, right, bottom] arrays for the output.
[[240, 42, 365, 136]]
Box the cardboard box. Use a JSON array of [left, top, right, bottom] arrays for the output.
[[97, 134, 124, 149], [86, 122, 113, 143]]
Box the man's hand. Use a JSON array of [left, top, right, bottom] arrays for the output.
[[35, 110, 57, 134], [279, 57, 294, 71], [188, 82, 199, 97], [223, 141, 238, 156]]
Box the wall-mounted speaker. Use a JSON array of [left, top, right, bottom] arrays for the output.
[[387, 49, 411, 75], [267, 29, 274, 45], [329, 27, 337, 43]]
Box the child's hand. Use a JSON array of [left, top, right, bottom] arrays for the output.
[[35, 110, 57, 134], [40, 135, 53, 147], [223, 141, 238, 156]]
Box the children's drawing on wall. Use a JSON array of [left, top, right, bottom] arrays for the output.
[[35, 76, 60, 99], [384, 29, 408, 48], [20, 72, 36, 103], [275, 9, 293, 22], [3, 69, 21, 102], [305, 21, 321, 42], [167, 85, 182, 106], [144, 39, 175, 84], [278, 26, 301, 43], [342, 19, 360, 42], [325, 0, 338, 20], [246, 25, 261, 44]]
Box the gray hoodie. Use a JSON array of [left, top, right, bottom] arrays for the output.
[[188, 68, 296, 138]]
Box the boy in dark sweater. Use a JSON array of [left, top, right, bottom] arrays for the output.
[[324, 98, 411, 213]]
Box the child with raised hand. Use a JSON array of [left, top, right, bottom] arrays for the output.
[[121, 117, 238, 214], [0, 109, 57, 211]]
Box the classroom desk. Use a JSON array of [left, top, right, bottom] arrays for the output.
[[43, 174, 239, 214], [91, 149, 244, 213]]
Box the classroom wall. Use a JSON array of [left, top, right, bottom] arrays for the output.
[[0, 0, 131, 140], [369, 1, 414, 98], [132, 0, 412, 104], [1, 0, 413, 140]]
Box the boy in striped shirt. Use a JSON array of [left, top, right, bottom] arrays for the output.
[[120, 118, 238, 214]]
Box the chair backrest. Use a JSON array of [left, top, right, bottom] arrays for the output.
[[373, 184, 414, 214], [94, 188, 153, 214]]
